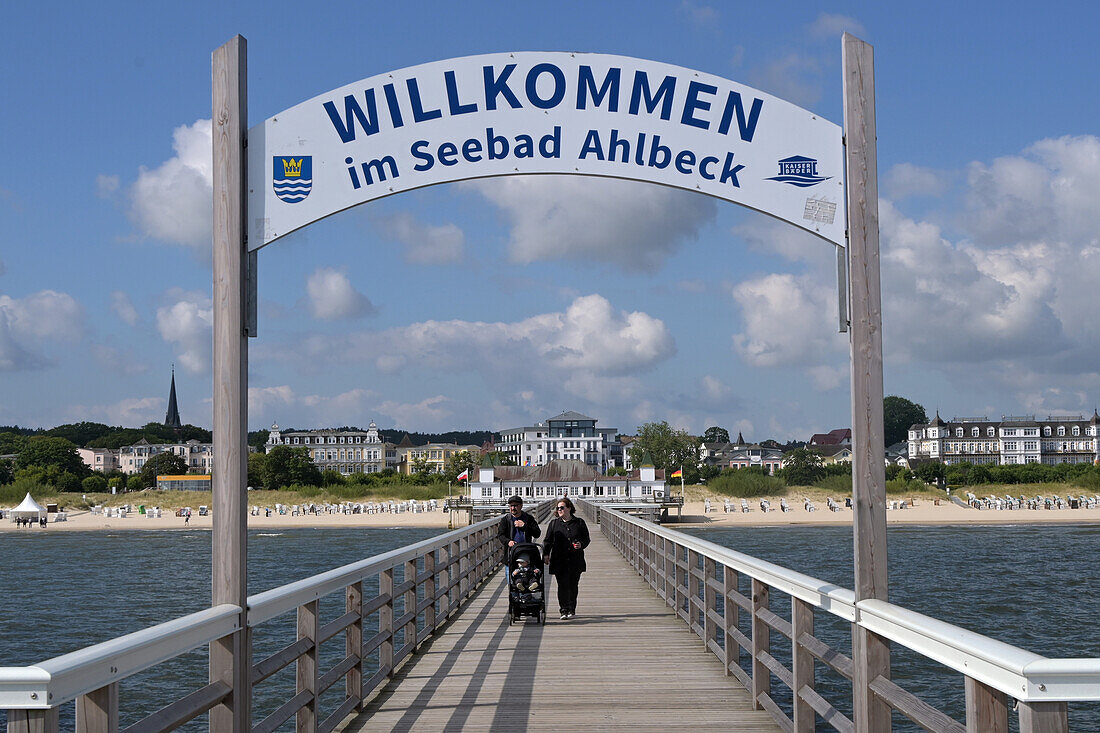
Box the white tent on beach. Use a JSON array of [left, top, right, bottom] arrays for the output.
[[10, 492, 47, 521]]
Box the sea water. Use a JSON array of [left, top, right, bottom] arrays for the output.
[[682, 523, 1100, 731], [1, 525, 1097, 730]]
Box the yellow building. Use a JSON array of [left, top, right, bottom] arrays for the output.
[[399, 443, 480, 475]]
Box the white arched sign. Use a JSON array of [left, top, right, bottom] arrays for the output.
[[246, 52, 846, 249], [212, 35, 888, 732]]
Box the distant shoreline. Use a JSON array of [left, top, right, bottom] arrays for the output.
[[4, 498, 1100, 532]]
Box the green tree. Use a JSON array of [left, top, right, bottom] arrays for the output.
[[445, 450, 480, 483], [127, 474, 144, 492], [0, 458, 13, 485], [82, 475, 108, 493], [883, 395, 928, 448], [138, 452, 189, 488], [778, 448, 826, 486], [45, 422, 112, 447], [703, 426, 730, 444], [410, 455, 434, 477], [262, 446, 322, 490], [913, 461, 946, 487], [483, 451, 515, 466], [248, 429, 270, 450], [247, 452, 267, 489], [16, 436, 88, 477], [628, 421, 699, 472], [0, 431, 30, 455]]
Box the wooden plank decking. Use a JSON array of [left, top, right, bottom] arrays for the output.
[[339, 525, 782, 732]]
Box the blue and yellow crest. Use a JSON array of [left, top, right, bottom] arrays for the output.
[[273, 156, 312, 203]]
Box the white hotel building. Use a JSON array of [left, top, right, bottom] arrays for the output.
[[265, 421, 396, 474], [908, 413, 1100, 466], [496, 411, 622, 471]]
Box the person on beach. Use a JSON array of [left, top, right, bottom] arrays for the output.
[[497, 496, 541, 560], [542, 497, 590, 620]]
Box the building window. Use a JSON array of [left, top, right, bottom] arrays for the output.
[[1073, 426, 1081, 436], [987, 428, 995, 437]]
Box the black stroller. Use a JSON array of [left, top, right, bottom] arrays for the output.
[[507, 542, 546, 624]]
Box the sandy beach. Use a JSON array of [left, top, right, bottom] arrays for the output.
[[673, 498, 1100, 527], [5, 496, 1100, 532]]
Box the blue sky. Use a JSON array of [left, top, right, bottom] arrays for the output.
[[2, 1, 1099, 441]]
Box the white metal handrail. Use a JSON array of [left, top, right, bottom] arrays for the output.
[[0, 506, 529, 717], [590, 499, 1100, 733]]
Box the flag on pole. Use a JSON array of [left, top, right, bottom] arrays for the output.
[[456, 469, 469, 481], [671, 469, 683, 478]]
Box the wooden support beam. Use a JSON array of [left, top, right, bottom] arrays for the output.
[[210, 34, 249, 733], [791, 598, 815, 733], [751, 578, 770, 710], [965, 677, 1008, 733], [76, 683, 118, 733], [843, 31, 891, 733], [1018, 701, 1068, 733], [347, 581, 364, 711], [296, 600, 319, 732], [6, 709, 59, 733]]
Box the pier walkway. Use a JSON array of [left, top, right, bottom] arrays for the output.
[[341, 526, 779, 732]]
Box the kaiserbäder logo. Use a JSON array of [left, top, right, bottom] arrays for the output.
[[273, 156, 312, 203], [766, 155, 831, 187]]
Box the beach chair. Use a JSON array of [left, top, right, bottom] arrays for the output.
[[760, 500, 771, 513], [804, 498, 815, 512], [740, 499, 750, 513], [779, 499, 790, 513]]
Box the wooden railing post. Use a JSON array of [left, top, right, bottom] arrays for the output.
[[424, 550, 437, 634], [751, 579, 770, 710], [723, 565, 740, 675], [75, 682, 118, 733], [6, 709, 60, 733], [346, 580, 364, 711], [459, 536, 470, 599], [704, 557, 717, 650], [447, 539, 460, 616], [791, 597, 815, 733], [688, 550, 702, 633], [404, 558, 418, 650], [296, 600, 318, 732], [1018, 701, 1068, 733], [666, 538, 677, 613], [379, 568, 394, 678]]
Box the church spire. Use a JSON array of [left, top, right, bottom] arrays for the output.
[[165, 366, 182, 429]]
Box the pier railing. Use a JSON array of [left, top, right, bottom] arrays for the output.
[[1, 501, 552, 732], [591, 501, 1100, 733]]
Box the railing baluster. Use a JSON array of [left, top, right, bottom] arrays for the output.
[[346, 581, 363, 711], [964, 676, 1008, 733], [1018, 701, 1068, 733], [689, 550, 701, 635], [7, 708, 60, 733], [704, 556, 717, 651], [751, 578, 770, 710], [791, 597, 815, 733], [379, 568, 394, 678], [75, 682, 118, 733], [404, 558, 418, 650], [297, 599, 319, 732], [459, 536, 470, 599], [424, 549, 437, 634], [723, 564, 739, 675]]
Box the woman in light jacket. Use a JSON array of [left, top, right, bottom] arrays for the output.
[[542, 496, 590, 619]]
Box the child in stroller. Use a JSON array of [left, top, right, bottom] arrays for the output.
[[507, 542, 546, 624]]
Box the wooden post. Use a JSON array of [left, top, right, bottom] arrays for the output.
[[791, 597, 815, 733], [723, 566, 739, 675], [424, 550, 437, 634], [6, 709, 59, 733], [703, 557, 717, 649], [843, 32, 891, 733], [379, 569, 394, 677], [347, 581, 364, 710], [211, 34, 249, 733], [75, 683, 118, 733], [965, 677, 1008, 733], [751, 578, 770, 709], [1018, 701, 1068, 733], [404, 558, 418, 650], [296, 600, 319, 733]]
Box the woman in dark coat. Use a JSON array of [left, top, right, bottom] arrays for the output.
[[542, 496, 590, 619]]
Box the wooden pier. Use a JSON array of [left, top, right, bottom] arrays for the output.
[[340, 524, 779, 732]]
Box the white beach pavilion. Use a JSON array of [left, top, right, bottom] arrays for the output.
[[9, 492, 47, 522]]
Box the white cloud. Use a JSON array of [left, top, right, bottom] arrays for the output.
[[701, 375, 731, 401], [884, 163, 949, 200], [372, 212, 465, 264], [156, 289, 212, 374], [96, 174, 120, 199], [305, 268, 375, 320], [129, 119, 212, 250], [103, 397, 163, 426], [679, 0, 719, 25], [375, 396, 453, 430], [746, 53, 822, 107], [0, 290, 84, 371], [468, 176, 716, 272], [110, 290, 140, 326], [731, 273, 840, 368], [808, 13, 866, 40], [90, 344, 147, 376]]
